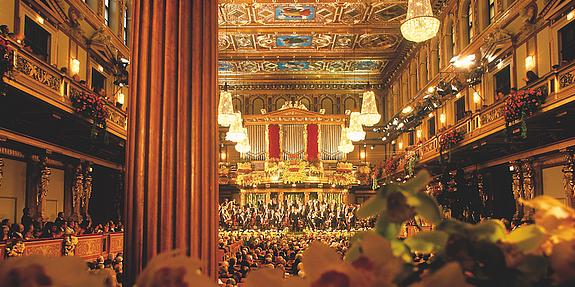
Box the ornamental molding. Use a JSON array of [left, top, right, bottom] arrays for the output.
[[219, 83, 385, 91]]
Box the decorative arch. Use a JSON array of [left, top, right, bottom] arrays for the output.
[[232, 97, 243, 114], [459, 0, 474, 48], [297, 96, 312, 110], [275, 97, 288, 110], [252, 97, 266, 114], [343, 96, 358, 112], [320, 97, 335, 114], [442, 15, 455, 65]]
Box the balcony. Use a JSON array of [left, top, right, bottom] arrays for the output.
[[0, 232, 123, 261], [390, 61, 575, 175], [1, 36, 127, 140]]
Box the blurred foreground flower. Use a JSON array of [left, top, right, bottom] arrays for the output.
[[136, 251, 218, 287]]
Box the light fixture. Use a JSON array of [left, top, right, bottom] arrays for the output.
[[235, 136, 251, 154], [402, 106, 413, 114], [391, 140, 396, 144], [400, 0, 440, 42], [473, 91, 482, 104], [338, 128, 355, 154], [439, 113, 446, 124], [36, 16, 44, 25], [217, 89, 236, 127], [220, 151, 227, 161], [70, 58, 80, 76], [455, 92, 463, 99], [97, 64, 104, 73], [497, 60, 504, 70], [360, 90, 381, 126], [382, 136, 387, 141], [392, 118, 399, 125], [397, 122, 405, 129], [416, 129, 422, 138], [427, 86, 435, 93], [347, 112, 366, 142], [398, 142, 403, 150], [451, 54, 476, 69], [225, 113, 247, 142], [568, 10, 574, 21], [370, 145, 374, 150], [360, 150, 366, 160], [525, 55, 535, 71], [116, 92, 125, 108], [428, 113, 434, 118]]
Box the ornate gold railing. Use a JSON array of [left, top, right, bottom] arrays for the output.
[[390, 62, 575, 174], [0, 232, 123, 261], [2, 36, 127, 139]]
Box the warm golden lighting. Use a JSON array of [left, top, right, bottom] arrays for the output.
[[360, 90, 381, 126], [456, 93, 463, 99], [225, 113, 247, 142], [473, 91, 481, 104], [400, 0, 440, 42], [338, 128, 355, 153], [427, 86, 435, 93], [402, 106, 413, 114], [347, 112, 366, 142], [398, 142, 404, 150], [525, 55, 536, 71], [217, 90, 236, 127], [234, 136, 251, 154], [117, 92, 125, 106], [220, 151, 227, 161], [568, 10, 574, 21], [97, 64, 104, 72], [428, 113, 434, 118], [451, 54, 476, 69], [360, 150, 366, 160], [416, 129, 422, 138], [70, 58, 80, 75], [439, 113, 446, 124], [36, 16, 44, 24]]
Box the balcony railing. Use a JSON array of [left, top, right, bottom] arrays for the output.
[[0, 232, 123, 261], [2, 36, 127, 139], [390, 61, 575, 174]]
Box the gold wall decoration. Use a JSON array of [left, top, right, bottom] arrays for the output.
[[220, 83, 386, 91], [72, 164, 84, 220], [82, 163, 93, 216], [38, 155, 51, 220], [510, 160, 524, 220], [63, 235, 79, 256], [0, 157, 3, 189], [521, 159, 535, 219], [562, 148, 575, 207]]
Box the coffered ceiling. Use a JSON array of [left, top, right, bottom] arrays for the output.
[[218, 0, 413, 88]]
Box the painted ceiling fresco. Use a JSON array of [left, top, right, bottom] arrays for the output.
[[218, 0, 410, 84]]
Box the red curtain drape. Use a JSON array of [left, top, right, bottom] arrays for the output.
[[268, 124, 280, 159], [307, 124, 319, 161]]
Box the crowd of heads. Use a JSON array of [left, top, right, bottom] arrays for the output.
[[87, 252, 124, 286], [0, 208, 124, 242], [219, 199, 375, 232], [218, 231, 354, 286]]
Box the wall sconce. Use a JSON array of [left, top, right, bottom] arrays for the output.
[[428, 113, 434, 118], [567, 10, 574, 21], [116, 92, 125, 108], [427, 86, 435, 93], [473, 91, 482, 104], [220, 151, 227, 161], [402, 106, 413, 114], [36, 16, 45, 25], [360, 150, 366, 160], [398, 142, 403, 150], [70, 58, 80, 76], [97, 64, 104, 73], [416, 129, 422, 138], [439, 113, 446, 124], [525, 55, 535, 71]]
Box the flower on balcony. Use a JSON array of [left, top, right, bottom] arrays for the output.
[[70, 92, 109, 128], [439, 129, 463, 151], [0, 37, 14, 77], [504, 88, 545, 138], [383, 157, 400, 177]]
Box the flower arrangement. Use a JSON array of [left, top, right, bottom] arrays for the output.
[[383, 157, 400, 176], [63, 235, 79, 256], [0, 37, 14, 76], [504, 88, 545, 138], [5, 239, 25, 257], [439, 129, 463, 151], [328, 172, 357, 186], [70, 92, 109, 128], [404, 152, 420, 177]]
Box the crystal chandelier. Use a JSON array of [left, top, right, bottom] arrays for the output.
[[235, 136, 251, 153], [225, 113, 247, 142], [217, 90, 236, 127], [360, 90, 381, 126], [347, 112, 366, 142], [338, 128, 355, 154], [400, 0, 440, 43]]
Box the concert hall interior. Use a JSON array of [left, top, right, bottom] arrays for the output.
[[1, 0, 575, 286]]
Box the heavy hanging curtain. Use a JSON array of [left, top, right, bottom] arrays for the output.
[[268, 124, 280, 159], [307, 124, 319, 161]]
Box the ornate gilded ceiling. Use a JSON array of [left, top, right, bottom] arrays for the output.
[[218, 0, 411, 87]]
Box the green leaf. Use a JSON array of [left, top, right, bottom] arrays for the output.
[[407, 192, 442, 225], [468, 219, 507, 242], [376, 217, 402, 240], [390, 239, 412, 263], [356, 195, 387, 219], [400, 170, 431, 194], [505, 225, 547, 252], [404, 230, 449, 253]]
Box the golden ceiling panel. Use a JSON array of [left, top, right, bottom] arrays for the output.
[[218, 59, 386, 74]]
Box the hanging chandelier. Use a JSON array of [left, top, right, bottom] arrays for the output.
[[235, 136, 251, 154], [360, 90, 381, 126], [217, 90, 236, 127], [400, 0, 440, 43], [225, 113, 247, 142], [338, 128, 354, 154], [347, 112, 366, 142]]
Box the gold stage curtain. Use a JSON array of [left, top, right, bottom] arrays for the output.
[[125, 0, 218, 284]]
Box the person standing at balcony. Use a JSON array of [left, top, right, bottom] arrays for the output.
[[54, 212, 65, 226], [20, 207, 33, 228]]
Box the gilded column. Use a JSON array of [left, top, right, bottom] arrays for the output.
[[82, 163, 93, 217], [37, 155, 51, 220], [0, 156, 4, 189], [510, 161, 524, 220], [562, 148, 575, 207], [125, 0, 218, 283], [72, 164, 84, 221], [521, 159, 535, 219]]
